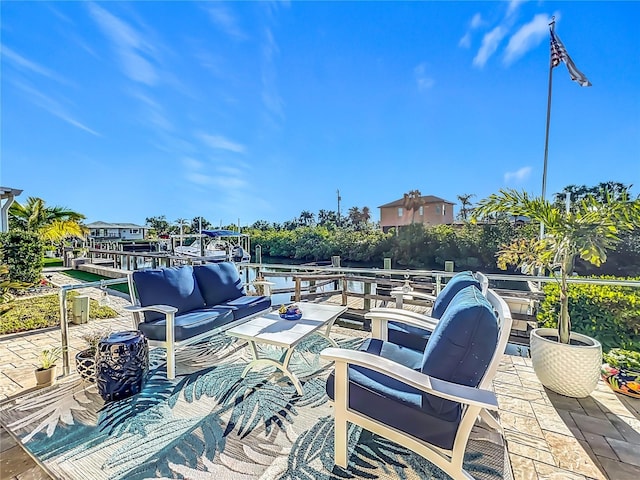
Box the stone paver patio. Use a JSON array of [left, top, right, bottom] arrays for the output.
[[1, 271, 639, 479]]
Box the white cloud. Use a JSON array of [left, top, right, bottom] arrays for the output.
[[504, 166, 532, 183], [205, 4, 247, 40], [87, 3, 158, 85], [414, 63, 435, 91], [458, 13, 483, 49], [198, 133, 246, 154], [181, 157, 204, 170], [11, 80, 99, 136], [470, 13, 483, 29], [507, 0, 527, 18], [504, 14, 552, 65], [261, 28, 284, 122], [473, 26, 507, 68], [1, 46, 69, 84], [459, 32, 472, 49], [183, 158, 248, 190], [129, 90, 173, 132]]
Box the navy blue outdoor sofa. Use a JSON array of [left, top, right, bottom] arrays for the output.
[[126, 262, 271, 379]]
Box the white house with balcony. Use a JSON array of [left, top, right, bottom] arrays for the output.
[[86, 221, 148, 241]]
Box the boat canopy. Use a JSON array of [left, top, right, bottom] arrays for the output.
[[201, 229, 247, 238]]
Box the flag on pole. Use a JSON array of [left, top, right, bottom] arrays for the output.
[[550, 24, 592, 87]]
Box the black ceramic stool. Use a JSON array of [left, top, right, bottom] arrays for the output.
[[96, 330, 148, 402]]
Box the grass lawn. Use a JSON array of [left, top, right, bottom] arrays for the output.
[[0, 291, 118, 335], [60, 270, 130, 295], [43, 257, 63, 267]]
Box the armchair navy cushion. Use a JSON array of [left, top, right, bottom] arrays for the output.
[[133, 266, 205, 322], [193, 263, 245, 306], [430, 271, 481, 319], [420, 285, 498, 419], [388, 271, 481, 350]]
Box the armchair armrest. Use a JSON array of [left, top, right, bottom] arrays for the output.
[[251, 280, 275, 296], [391, 288, 436, 308], [365, 308, 439, 340], [321, 347, 498, 411]]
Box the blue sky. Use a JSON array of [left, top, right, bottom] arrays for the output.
[[2, 1, 639, 227]]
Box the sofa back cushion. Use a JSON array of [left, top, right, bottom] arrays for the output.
[[421, 285, 498, 418], [133, 265, 205, 322], [193, 262, 245, 306], [431, 271, 481, 319]]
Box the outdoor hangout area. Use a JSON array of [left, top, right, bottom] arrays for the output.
[[1, 265, 639, 480]]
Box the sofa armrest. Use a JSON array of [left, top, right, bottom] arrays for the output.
[[125, 304, 178, 315]]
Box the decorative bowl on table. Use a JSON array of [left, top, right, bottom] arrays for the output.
[[279, 304, 303, 321]]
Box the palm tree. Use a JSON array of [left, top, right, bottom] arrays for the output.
[[298, 211, 315, 227], [10, 197, 85, 231], [317, 209, 338, 227], [456, 193, 475, 221], [9, 197, 87, 248], [361, 206, 371, 227], [347, 206, 361, 228], [474, 189, 640, 344], [402, 189, 422, 223]]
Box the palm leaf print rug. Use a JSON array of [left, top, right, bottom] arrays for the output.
[[0, 332, 512, 479]]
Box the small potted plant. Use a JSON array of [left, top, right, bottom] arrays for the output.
[[601, 349, 640, 398], [35, 347, 62, 387], [76, 330, 108, 382]]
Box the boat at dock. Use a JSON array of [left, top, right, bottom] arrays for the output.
[[171, 229, 251, 263]]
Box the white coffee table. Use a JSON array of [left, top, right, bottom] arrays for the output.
[[225, 303, 348, 395]]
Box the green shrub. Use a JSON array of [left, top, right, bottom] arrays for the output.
[[0, 230, 43, 284], [537, 278, 640, 352], [603, 348, 640, 371]]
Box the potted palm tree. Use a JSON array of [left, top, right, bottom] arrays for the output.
[[474, 189, 640, 398]]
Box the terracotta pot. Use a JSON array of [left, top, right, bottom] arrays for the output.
[[34, 365, 57, 387]]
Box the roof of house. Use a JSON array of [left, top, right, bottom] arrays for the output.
[[378, 195, 454, 208], [0, 186, 23, 199], [86, 221, 148, 229]]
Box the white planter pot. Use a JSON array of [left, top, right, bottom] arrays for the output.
[[530, 328, 602, 398]]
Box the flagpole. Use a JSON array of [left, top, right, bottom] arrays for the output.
[[540, 19, 556, 240]]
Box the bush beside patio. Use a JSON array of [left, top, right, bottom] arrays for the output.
[[537, 277, 640, 352], [0, 291, 118, 335]]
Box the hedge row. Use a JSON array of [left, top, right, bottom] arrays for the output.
[[537, 278, 640, 352]]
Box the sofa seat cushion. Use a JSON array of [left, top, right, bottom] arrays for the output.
[[219, 295, 271, 321], [388, 322, 432, 353], [431, 271, 480, 319], [133, 266, 205, 322], [193, 263, 245, 306], [138, 307, 234, 342], [326, 338, 460, 450], [421, 285, 498, 420]]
